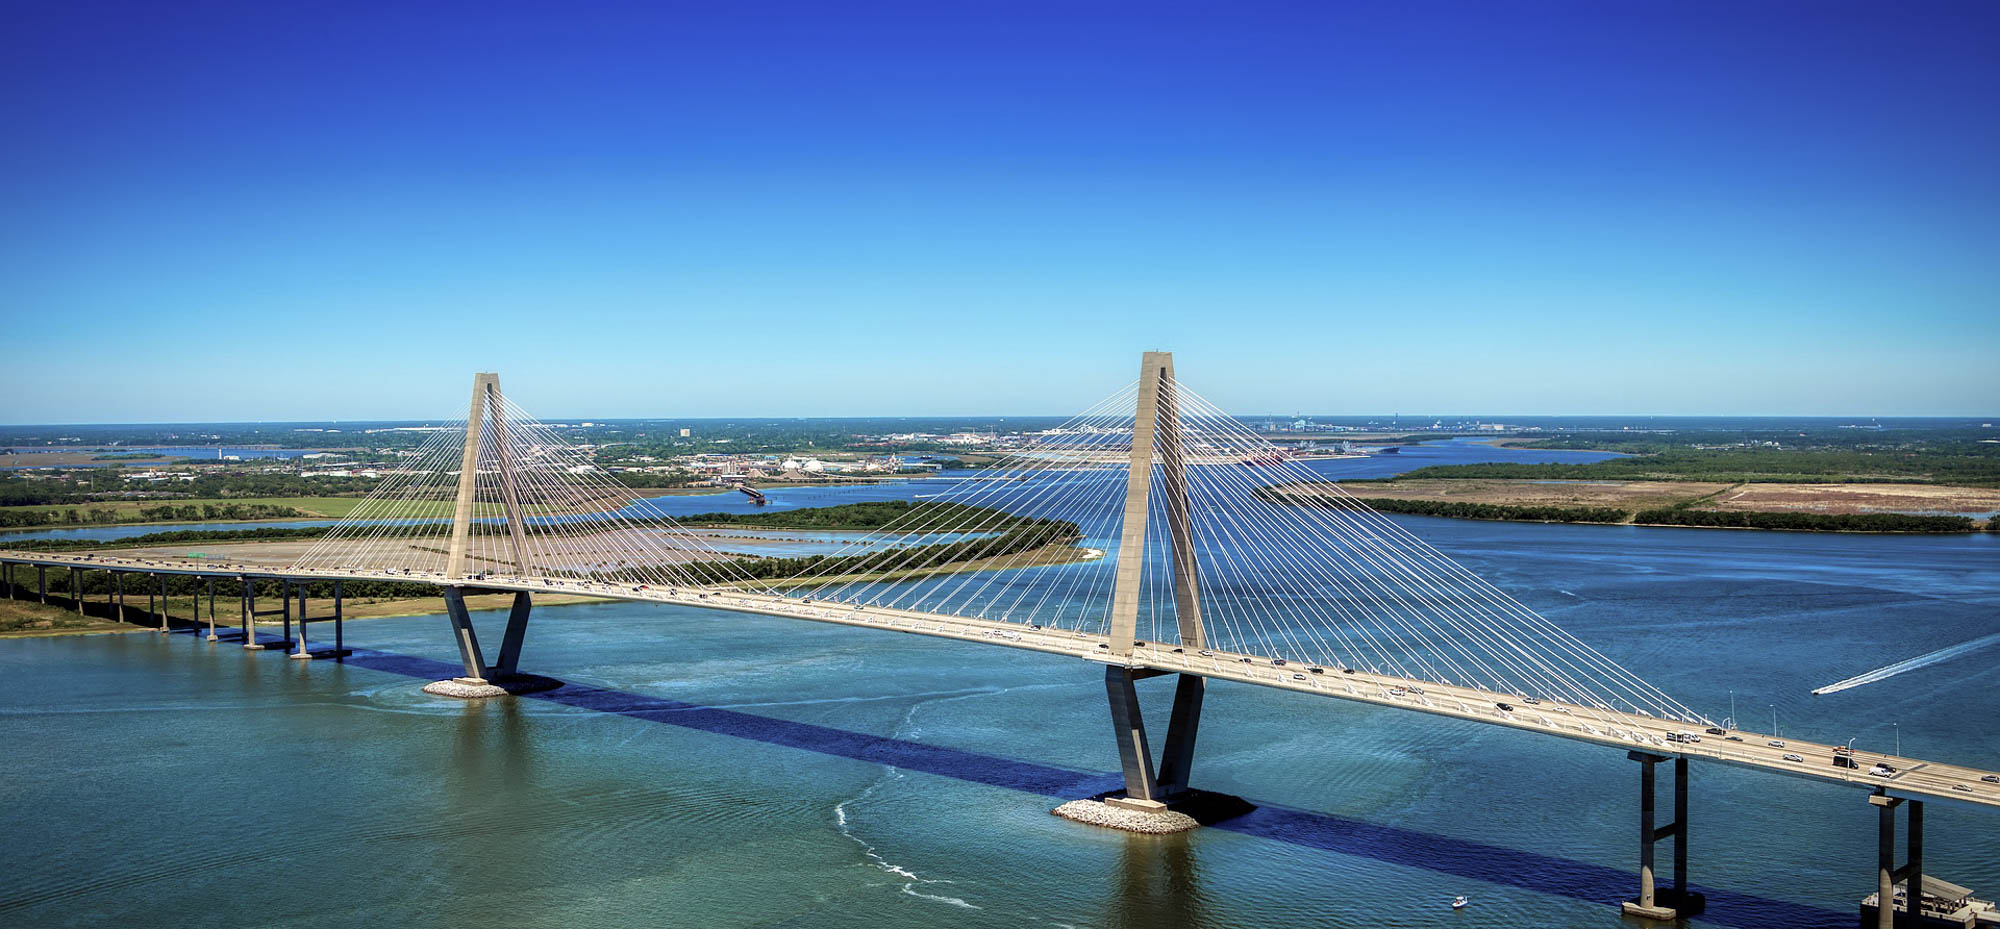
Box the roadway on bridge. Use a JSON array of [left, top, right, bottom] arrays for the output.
[[8, 548, 1997, 812]]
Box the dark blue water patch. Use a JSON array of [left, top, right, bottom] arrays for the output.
[[1220, 807, 1843, 929], [262, 633, 1848, 929]]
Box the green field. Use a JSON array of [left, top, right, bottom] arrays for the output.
[[0, 599, 131, 636]]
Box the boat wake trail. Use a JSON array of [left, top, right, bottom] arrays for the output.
[[829, 690, 996, 912], [1812, 632, 2000, 695]]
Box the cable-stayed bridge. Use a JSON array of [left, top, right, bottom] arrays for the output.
[[3, 354, 1992, 925]]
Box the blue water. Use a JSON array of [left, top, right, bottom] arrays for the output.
[[3, 512, 2000, 924], [1, 463, 1997, 927]]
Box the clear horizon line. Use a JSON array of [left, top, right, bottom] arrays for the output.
[[3, 412, 1997, 429]]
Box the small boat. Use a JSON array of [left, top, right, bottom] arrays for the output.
[[1452, 895, 1469, 910]]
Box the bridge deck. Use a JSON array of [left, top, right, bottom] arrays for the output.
[[7, 549, 1998, 811]]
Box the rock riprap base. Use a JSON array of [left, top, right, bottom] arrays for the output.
[[1051, 799, 1201, 834], [422, 674, 565, 699]]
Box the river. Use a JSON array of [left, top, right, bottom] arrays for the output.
[[0, 439, 1619, 545], [1, 443, 1996, 928]]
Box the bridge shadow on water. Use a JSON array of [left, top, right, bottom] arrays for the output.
[[331, 643, 1843, 929]]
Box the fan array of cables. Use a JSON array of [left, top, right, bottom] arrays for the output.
[[289, 372, 1702, 726], [289, 389, 772, 592], [780, 375, 1705, 725]]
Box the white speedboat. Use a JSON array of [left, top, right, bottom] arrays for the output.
[[1452, 895, 1469, 910]]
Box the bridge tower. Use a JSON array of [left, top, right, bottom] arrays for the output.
[[432, 373, 538, 694], [1101, 351, 1211, 809], [446, 372, 534, 581]]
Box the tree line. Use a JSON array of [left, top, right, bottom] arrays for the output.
[[1342, 498, 1631, 524], [1379, 445, 2000, 486], [1, 566, 442, 602], [1627, 507, 1974, 533], [0, 503, 311, 528], [681, 514, 1084, 583]]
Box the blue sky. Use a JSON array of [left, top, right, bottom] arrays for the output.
[[3, 1, 1995, 422]]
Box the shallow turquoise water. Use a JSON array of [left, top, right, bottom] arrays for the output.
[[2, 515, 1995, 928]]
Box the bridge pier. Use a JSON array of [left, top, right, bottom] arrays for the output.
[[241, 579, 288, 650], [288, 581, 351, 660], [1622, 751, 1703, 920], [239, 579, 254, 646], [423, 587, 546, 698], [237, 577, 255, 645], [1864, 791, 1926, 929], [443, 586, 489, 681], [291, 583, 312, 659], [206, 578, 218, 641], [494, 590, 533, 677], [37, 565, 46, 604], [1103, 666, 1206, 808], [70, 566, 82, 615], [154, 573, 167, 632]]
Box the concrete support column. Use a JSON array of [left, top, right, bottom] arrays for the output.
[[243, 579, 264, 650], [291, 583, 312, 660], [37, 565, 46, 603], [1876, 794, 1899, 929], [1101, 666, 1207, 810], [71, 567, 82, 614], [1907, 800, 1923, 927], [1155, 673, 1206, 793], [1674, 756, 1689, 895], [1638, 754, 1659, 911], [155, 574, 167, 632], [333, 581, 344, 657], [115, 571, 124, 622], [281, 583, 292, 647], [1104, 666, 1160, 804], [1867, 792, 1926, 928], [443, 587, 489, 682], [1623, 751, 1701, 920], [206, 578, 218, 642], [493, 591, 533, 676]]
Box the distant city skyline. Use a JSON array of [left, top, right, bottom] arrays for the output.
[[4, 2, 1996, 421]]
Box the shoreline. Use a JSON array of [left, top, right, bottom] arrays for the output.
[[1395, 513, 1999, 535], [1264, 477, 2000, 534]]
